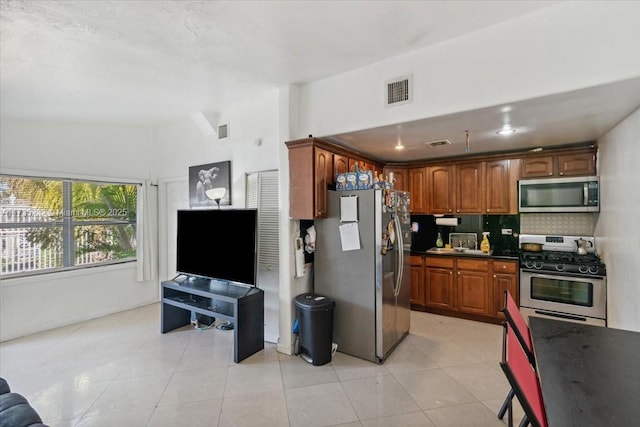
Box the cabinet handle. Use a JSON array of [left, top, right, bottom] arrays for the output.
[[449, 272, 453, 275], [559, 172, 564, 176], [487, 209, 490, 212], [493, 274, 497, 278], [458, 272, 461, 275], [549, 172, 553, 175]]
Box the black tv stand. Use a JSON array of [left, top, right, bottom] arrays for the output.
[[161, 277, 264, 363]]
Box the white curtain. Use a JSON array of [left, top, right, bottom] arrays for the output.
[[137, 180, 158, 282]]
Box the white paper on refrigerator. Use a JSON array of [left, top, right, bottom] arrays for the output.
[[339, 222, 361, 251]]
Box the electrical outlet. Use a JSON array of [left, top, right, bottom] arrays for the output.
[[501, 228, 513, 235]]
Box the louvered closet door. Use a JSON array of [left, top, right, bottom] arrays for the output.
[[246, 170, 279, 343]]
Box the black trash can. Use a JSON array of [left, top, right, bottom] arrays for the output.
[[294, 293, 335, 366]]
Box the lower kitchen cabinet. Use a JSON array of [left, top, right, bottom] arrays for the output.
[[491, 260, 518, 319], [456, 259, 490, 316], [410, 255, 425, 305], [424, 257, 455, 310], [416, 255, 519, 323]]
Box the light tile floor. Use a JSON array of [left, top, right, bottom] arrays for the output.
[[0, 304, 524, 426]]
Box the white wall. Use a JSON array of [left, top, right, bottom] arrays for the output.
[[151, 90, 284, 343], [0, 118, 158, 341], [296, 1, 640, 138], [595, 108, 640, 331]]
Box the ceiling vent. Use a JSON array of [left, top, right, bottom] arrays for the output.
[[425, 139, 452, 148], [217, 123, 229, 139], [385, 75, 412, 106]]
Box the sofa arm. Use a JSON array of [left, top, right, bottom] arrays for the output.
[[0, 378, 48, 427]]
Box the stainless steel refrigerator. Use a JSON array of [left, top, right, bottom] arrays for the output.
[[314, 189, 411, 363]]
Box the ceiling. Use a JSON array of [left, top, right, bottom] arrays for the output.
[[2, 1, 640, 162]]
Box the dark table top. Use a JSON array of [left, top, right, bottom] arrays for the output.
[[529, 317, 640, 427]]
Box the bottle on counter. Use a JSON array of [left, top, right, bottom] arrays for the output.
[[436, 232, 444, 248], [480, 232, 491, 253]]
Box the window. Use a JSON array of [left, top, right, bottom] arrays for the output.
[[0, 176, 138, 277]]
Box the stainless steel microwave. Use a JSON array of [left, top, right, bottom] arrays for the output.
[[519, 176, 599, 212]]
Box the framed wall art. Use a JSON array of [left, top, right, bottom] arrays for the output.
[[188, 161, 231, 208]]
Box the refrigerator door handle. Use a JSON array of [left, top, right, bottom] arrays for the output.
[[393, 214, 403, 297]]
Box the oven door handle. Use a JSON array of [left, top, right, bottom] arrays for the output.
[[520, 269, 605, 280], [532, 309, 590, 322]]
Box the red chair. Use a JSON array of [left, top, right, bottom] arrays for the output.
[[500, 321, 548, 427], [498, 290, 536, 421]]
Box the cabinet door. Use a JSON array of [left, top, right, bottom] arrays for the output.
[[410, 265, 425, 305], [492, 273, 518, 319], [485, 160, 510, 214], [334, 154, 349, 177], [456, 270, 491, 315], [557, 152, 596, 176], [409, 167, 427, 213], [425, 267, 455, 309], [456, 162, 484, 213], [384, 167, 408, 192], [521, 156, 554, 178], [314, 148, 333, 218], [428, 165, 455, 214], [491, 260, 518, 318]]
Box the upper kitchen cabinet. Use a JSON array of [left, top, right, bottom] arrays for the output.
[[286, 138, 334, 219], [557, 152, 596, 176], [455, 162, 484, 214], [383, 167, 408, 192], [428, 165, 455, 214], [485, 160, 510, 214], [520, 146, 597, 178], [333, 154, 349, 176], [286, 137, 385, 219], [409, 167, 427, 213]]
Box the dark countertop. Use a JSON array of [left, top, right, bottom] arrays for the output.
[[529, 317, 640, 427], [411, 249, 519, 260]]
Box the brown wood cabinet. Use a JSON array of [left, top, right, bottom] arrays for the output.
[[286, 138, 334, 219], [410, 255, 425, 306], [417, 255, 519, 323], [491, 260, 518, 319], [383, 167, 408, 192], [333, 154, 349, 176], [521, 151, 596, 178], [485, 159, 510, 213], [424, 257, 455, 310], [456, 162, 484, 214], [409, 167, 428, 213], [428, 165, 455, 214], [557, 152, 596, 176], [455, 258, 490, 316]]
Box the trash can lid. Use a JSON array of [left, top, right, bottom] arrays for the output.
[[294, 293, 335, 310]]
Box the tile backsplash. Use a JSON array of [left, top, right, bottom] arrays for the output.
[[520, 213, 596, 235]]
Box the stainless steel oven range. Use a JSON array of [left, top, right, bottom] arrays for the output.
[[519, 234, 607, 327]]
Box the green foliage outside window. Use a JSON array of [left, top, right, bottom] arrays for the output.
[[0, 176, 138, 276]]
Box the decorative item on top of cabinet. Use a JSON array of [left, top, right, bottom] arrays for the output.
[[456, 162, 484, 213], [409, 167, 427, 213], [383, 167, 408, 192]]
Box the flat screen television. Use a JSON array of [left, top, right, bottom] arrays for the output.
[[176, 209, 258, 286]]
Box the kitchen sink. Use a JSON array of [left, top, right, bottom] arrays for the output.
[[425, 247, 492, 256]]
